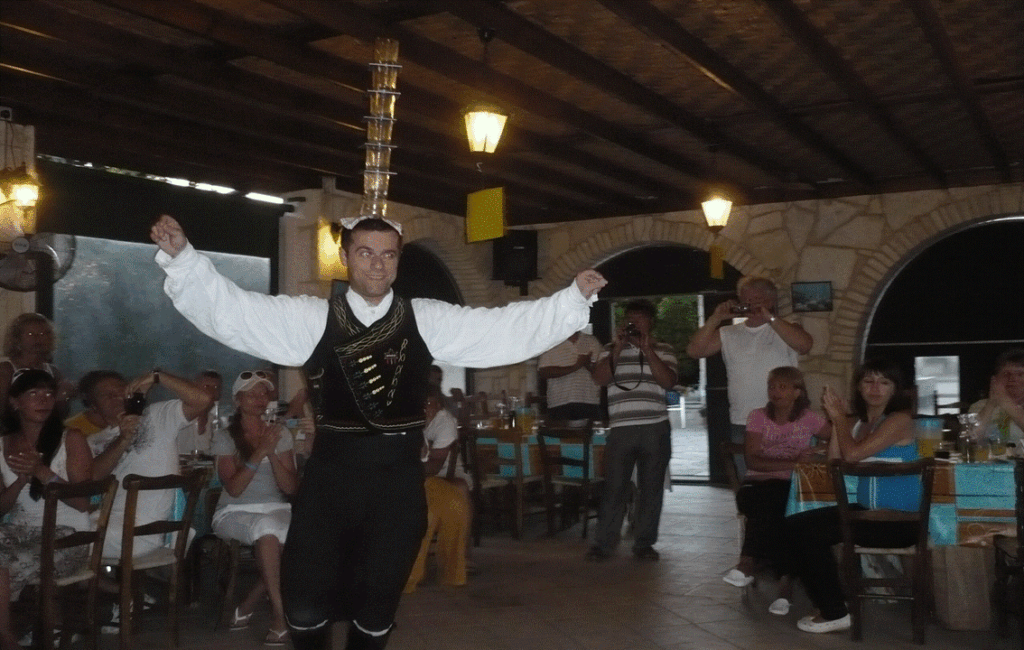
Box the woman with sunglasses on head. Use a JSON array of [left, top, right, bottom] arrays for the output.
[[212, 371, 298, 647], [786, 358, 918, 634], [0, 369, 92, 650], [0, 313, 74, 415]]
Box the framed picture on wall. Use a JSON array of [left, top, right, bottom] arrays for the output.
[[791, 281, 833, 312]]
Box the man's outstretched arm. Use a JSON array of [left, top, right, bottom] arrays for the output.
[[151, 215, 328, 367]]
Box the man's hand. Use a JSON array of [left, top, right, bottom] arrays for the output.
[[574, 269, 607, 299], [576, 353, 592, 369], [150, 215, 189, 258], [990, 374, 1013, 408], [117, 414, 141, 444]]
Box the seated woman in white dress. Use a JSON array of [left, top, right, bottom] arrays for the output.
[[212, 371, 298, 647], [0, 369, 91, 650]]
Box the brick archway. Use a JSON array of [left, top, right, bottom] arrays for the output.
[[534, 218, 770, 296]]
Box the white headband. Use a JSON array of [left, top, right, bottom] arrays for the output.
[[338, 216, 403, 235]]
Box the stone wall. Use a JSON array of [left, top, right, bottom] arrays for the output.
[[5, 181, 1018, 406], [277, 182, 1023, 404]]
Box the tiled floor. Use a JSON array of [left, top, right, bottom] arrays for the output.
[[87, 484, 1018, 650]]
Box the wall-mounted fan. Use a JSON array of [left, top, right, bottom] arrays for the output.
[[0, 229, 76, 292]]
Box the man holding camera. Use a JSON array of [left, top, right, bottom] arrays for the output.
[[686, 276, 813, 464], [82, 369, 212, 559], [587, 299, 677, 562]]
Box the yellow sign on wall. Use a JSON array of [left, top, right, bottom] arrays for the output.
[[466, 187, 505, 242]]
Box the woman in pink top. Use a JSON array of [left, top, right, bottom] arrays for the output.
[[722, 367, 828, 615]]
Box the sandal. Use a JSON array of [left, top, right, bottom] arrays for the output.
[[265, 628, 289, 647], [229, 607, 253, 631]]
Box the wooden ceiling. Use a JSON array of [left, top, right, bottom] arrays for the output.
[[2, 0, 1021, 226]]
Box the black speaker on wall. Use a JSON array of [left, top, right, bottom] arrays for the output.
[[492, 230, 538, 291]]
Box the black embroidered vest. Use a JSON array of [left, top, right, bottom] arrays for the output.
[[303, 292, 432, 435]]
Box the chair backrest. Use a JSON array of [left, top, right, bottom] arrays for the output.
[[120, 470, 205, 567], [1014, 457, 1023, 546], [828, 458, 935, 553], [40, 476, 119, 587], [535, 420, 595, 479], [719, 441, 745, 494]]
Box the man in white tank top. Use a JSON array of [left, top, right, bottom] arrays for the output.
[[686, 277, 813, 472]]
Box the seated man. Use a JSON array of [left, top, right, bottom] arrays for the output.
[[405, 387, 472, 592], [970, 348, 1024, 446], [175, 369, 223, 455], [85, 369, 212, 559]]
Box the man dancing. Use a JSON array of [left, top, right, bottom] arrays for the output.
[[151, 215, 606, 649]]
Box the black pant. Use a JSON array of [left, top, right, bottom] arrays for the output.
[[735, 479, 792, 575], [592, 420, 671, 552], [282, 430, 427, 649], [546, 403, 602, 421], [785, 505, 917, 620]]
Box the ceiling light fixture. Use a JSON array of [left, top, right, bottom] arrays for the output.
[[464, 28, 507, 154]]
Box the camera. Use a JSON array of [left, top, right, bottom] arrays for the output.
[[624, 322, 641, 337], [124, 392, 147, 416], [730, 304, 751, 315]]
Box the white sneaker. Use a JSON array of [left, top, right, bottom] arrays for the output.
[[797, 614, 851, 633], [768, 598, 791, 615], [722, 568, 754, 587]]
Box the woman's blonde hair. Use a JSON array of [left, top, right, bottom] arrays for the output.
[[765, 366, 810, 422], [3, 313, 55, 358]]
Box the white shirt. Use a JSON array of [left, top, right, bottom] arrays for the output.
[[88, 399, 190, 536], [720, 322, 799, 425], [156, 243, 594, 369], [422, 409, 471, 487], [538, 334, 602, 408]]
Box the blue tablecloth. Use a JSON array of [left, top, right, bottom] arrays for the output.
[[785, 460, 1016, 546]]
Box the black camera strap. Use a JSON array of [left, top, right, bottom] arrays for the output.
[[610, 348, 645, 392]]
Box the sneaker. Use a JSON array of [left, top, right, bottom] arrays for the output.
[[632, 546, 659, 562], [722, 568, 755, 587], [796, 613, 851, 633], [584, 546, 611, 562], [768, 598, 791, 616]]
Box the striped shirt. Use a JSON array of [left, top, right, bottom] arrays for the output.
[[601, 342, 677, 428]]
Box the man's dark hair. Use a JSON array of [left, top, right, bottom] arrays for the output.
[[340, 219, 403, 252], [78, 370, 126, 408], [623, 299, 657, 321], [994, 348, 1024, 372], [198, 369, 222, 382]]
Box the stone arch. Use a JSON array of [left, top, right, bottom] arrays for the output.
[[829, 192, 1023, 373], [401, 210, 501, 307], [534, 218, 770, 296]]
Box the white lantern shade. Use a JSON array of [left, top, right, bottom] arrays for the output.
[[701, 195, 732, 231], [464, 108, 508, 153]]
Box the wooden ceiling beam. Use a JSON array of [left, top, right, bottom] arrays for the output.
[[1, 28, 627, 218], [439, 0, 795, 182], [763, 0, 948, 186], [266, 0, 714, 187], [903, 0, 1011, 181], [593, 0, 874, 189], [82, 0, 664, 211]]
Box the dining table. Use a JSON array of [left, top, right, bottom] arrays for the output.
[[785, 458, 1018, 630], [470, 422, 607, 538]]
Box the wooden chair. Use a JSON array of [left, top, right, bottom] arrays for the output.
[[993, 456, 1023, 646], [108, 471, 204, 650], [36, 476, 118, 650], [463, 424, 543, 539], [829, 458, 935, 644], [718, 441, 746, 547], [535, 420, 603, 538]]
